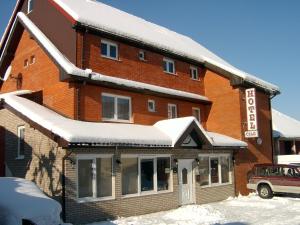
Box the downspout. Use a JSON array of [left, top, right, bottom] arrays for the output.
[[62, 149, 73, 222]]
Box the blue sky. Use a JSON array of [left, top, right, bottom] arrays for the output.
[[1, 0, 300, 120]]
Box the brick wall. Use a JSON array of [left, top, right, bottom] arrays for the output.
[[0, 30, 76, 119], [82, 33, 205, 96], [0, 108, 65, 202]]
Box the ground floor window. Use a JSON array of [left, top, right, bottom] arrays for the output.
[[77, 155, 114, 201], [198, 154, 231, 187], [121, 155, 172, 196]]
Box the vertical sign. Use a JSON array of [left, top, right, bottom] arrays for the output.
[[245, 88, 258, 138]]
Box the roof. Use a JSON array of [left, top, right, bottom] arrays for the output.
[[0, 12, 209, 103], [0, 93, 247, 148], [272, 109, 300, 139], [51, 0, 280, 94]]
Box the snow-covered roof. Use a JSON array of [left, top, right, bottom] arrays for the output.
[[0, 93, 246, 148], [0, 177, 61, 225], [272, 109, 300, 139], [9, 12, 208, 102], [51, 0, 280, 93], [208, 132, 248, 147]]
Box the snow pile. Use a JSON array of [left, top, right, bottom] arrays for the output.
[[272, 108, 300, 138], [0, 177, 61, 225], [208, 132, 248, 147], [89, 194, 300, 225], [53, 0, 279, 93]]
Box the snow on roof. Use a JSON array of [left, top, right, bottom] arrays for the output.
[[1, 93, 246, 148], [0, 177, 61, 225], [13, 12, 208, 102], [208, 132, 248, 147], [272, 109, 300, 139], [52, 0, 280, 93], [0, 90, 32, 98]]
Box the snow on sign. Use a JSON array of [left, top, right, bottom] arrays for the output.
[[245, 88, 258, 138]]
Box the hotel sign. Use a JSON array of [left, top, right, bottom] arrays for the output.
[[245, 88, 258, 138]]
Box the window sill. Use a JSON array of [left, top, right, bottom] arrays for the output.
[[101, 55, 121, 62], [77, 196, 115, 203], [15, 156, 24, 160], [164, 71, 177, 76], [191, 78, 201, 82], [200, 182, 232, 189], [102, 118, 133, 124], [121, 190, 173, 199]]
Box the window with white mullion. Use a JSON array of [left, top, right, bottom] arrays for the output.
[[154, 158, 158, 193]]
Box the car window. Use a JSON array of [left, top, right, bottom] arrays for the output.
[[282, 167, 298, 177]]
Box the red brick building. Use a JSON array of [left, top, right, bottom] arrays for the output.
[[0, 0, 280, 224]]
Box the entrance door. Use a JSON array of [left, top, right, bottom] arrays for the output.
[[178, 159, 193, 205]]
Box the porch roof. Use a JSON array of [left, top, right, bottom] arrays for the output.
[[0, 93, 247, 148]]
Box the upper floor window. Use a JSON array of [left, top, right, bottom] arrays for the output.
[[139, 50, 146, 61], [163, 58, 175, 74], [30, 55, 36, 65], [102, 93, 131, 122], [101, 40, 118, 60], [17, 126, 25, 159], [28, 0, 34, 13], [24, 59, 29, 68], [168, 104, 177, 119], [190, 66, 199, 80], [192, 107, 201, 122], [148, 100, 156, 112]]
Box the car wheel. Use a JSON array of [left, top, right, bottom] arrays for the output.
[[258, 184, 273, 199]]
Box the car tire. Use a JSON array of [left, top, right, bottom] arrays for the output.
[[258, 184, 273, 199]]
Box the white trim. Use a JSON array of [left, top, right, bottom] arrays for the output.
[[190, 66, 199, 80], [17, 125, 25, 159], [101, 93, 132, 123], [76, 154, 115, 203], [198, 154, 232, 188], [101, 39, 119, 60], [163, 58, 176, 75], [148, 99, 156, 112], [121, 155, 173, 197], [27, 0, 34, 14]]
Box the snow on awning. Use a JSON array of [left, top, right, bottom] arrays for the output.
[[272, 109, 300, 139], [6, 12, 208, 103], [52, 0, 279, 94], [1, 93, 247, 148]]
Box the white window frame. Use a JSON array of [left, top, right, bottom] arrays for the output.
[[190, 66, 199, 80], [148, 99, 156, 112], [198, 154, 232, 188], [168, 103, 177, 119], [101, 39, 119, 60], [17, 126, 25, 159], [24, 59, 29, 68], [163, 58, 176, 75], [28, 0, 34, 13], [76, 154, 115, 203], [121, 154, 173, 198], [192, 107, 201, 122], [102, 93, 132, 123], [30, 55, 36, 65], [139, 50, 146, 61]]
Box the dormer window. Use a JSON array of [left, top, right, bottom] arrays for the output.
[[28, 0, 34, 13], [101, 40, 118, 60]]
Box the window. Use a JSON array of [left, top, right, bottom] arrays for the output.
[[28, 0, 34, 13], [192, 107, 201, 122], [77, 155, 114, 201], [168, 104, 177, 119], [17, 126, 25, 159], [198, 154, 231, 187], [101, 40, 118, 59], [139, 50, 145, 61], [102, 94, 131, 122], [148, 100, 156, 112], [24, 59, 29, 68], [30, 55, 35, 65], [121, 156, 172, 196], [190, 66, 199, 80], [163, 58, 175, 74]]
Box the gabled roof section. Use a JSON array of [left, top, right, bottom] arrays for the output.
[[0, 92, 247, 148], [272, 109, 300, 139], [52, 0, 280, 94], [0, 13, 209, 103]]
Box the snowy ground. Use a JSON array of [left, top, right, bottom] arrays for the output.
[[88, 194, 300, 225]]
